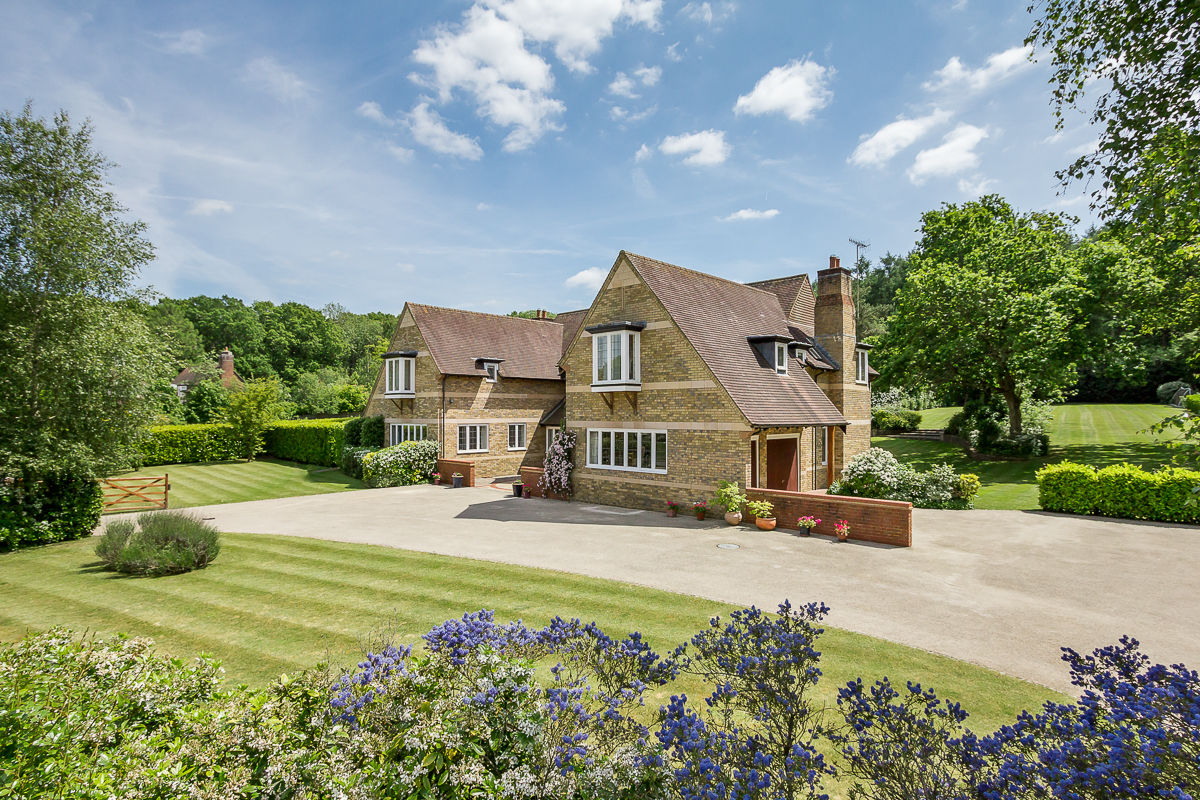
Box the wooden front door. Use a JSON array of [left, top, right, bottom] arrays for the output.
[[766, 437, 798, 492], [750, 440, 758, 488]]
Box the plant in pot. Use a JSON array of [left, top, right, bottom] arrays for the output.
[[452, 472, 464, 488], [835, 519, 850, 542], [431, 471, 441, 485], [666, 500, 681, 518], [511, 480, 524, 497], [692, 501, 709, 521], [522, 484, 532, 499], [713, 481, 746, 526], [746, 499, 776, 531], [797, 515, 821, 537]]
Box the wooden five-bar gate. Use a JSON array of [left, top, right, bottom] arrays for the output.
[[100, 475, 169, 513]]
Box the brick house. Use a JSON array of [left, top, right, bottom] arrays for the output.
[[363, 304, 586, 482], [171, 347, 243, 400], [559, 251, 872, 510]]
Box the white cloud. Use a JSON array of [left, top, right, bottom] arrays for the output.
[[243, 56, 312, 101], [406, 102, 484, 160], [849, 108, 952, 167], [923, 45, 1033, 93], [160, 29, 208, 55], [565, 266, 608, 290], [386, 143, 414, 161], [634, 65, 661, 86], [734, 59, 833, 123], [610, 104, 656, 123], [956, 175, 996, 195], [1067, 138, 1099, 156], [189, 199, 233, 216], [397, 262, 416, 273], [680, 1, 735, 26], [476, 202, 492, 210], [665, 42, 682, 62], [907, 123, 989, 184], [608, 72, 639, 98], [659, 129, 730, 166], [409, 0, 660, 151], [634, 143, 652, 162], [356, 100, 392, 125], [718, 208, 780, 222]]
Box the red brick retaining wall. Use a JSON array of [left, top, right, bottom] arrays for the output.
[[436, 458, 476, 487], [518, 466, 568, 500], [745, 488, 912, 547]]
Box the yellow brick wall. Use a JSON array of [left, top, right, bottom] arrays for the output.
[[364, 306, 564, 480]]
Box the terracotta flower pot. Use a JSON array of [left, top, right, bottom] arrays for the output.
[[667, 508, 678, 517], [724, 511, 742, 526], [755, 517, 777, 531], [695, 510, 706, 521], [836, 531, 849, 542]]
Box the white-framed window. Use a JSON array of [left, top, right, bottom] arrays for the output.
[[389, 423, 427, 446], [484, 363, 499, 383], [385, 356, 415, 396], [585, 428, 667, 474], [592, 331, 641, 386], [817, 426, 828, 466], [855, 349, 869, 384], [775, 342, 788, 375], [508, 423, 527, 450], [457, 424, 488, 454]]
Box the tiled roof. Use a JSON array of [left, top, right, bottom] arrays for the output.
[[747, 274, 815, 333], [622, 251, 847, 428], [552, 309, 588, 357], [787, 325, 838, 371], [408, 304, 566, 381]]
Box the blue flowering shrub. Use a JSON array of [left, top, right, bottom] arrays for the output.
[[3, 606, 1198, 799]]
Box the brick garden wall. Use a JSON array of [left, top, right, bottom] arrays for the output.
[[435, 458, 476, 487], [518, 466, 568, 500], [745, 487, 912, 547]]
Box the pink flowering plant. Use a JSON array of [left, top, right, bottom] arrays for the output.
[[835, 519, 850, 538], [666, 500, 682, 512], [540, 426, 577, 497], [797, 515, 821, 531]]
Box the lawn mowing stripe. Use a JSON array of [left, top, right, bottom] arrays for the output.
[[222, 537, 718, 628]]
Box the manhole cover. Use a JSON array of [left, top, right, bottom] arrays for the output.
[[716, 543, 740, 550]]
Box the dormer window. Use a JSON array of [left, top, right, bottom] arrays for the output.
[[748, 335, 796, 376], [384, 351, 416, 397], [485, 363, 498, 382], [775, 342, 788, 375], [587, 321, 645, 391]]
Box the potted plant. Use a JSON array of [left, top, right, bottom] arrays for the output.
[[512, 480, 524, 497], [666, 500, 681, 517], [835, 519, 850, 542], [452, 472, 464, 489], [797, 515, 821, 537], [522, 485, 532, 499], [746, 499, 776, 531], [713, 481, 746, 526], [692, 501, 709, 521], [431, 472, 441, 485]]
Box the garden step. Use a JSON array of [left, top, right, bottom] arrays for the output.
[[891, 429, 945, 440]]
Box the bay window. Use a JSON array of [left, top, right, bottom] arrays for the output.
[[585, 428, 667, 474], [588, 323, 643, 389], [384, 354, 415, 397]]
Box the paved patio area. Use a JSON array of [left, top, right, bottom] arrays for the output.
[[173, 485, 1200, 691]]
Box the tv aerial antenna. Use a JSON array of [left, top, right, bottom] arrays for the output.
[[848, 237, 870, 264]]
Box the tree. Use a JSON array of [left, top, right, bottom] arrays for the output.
[[168, 295, 274, 378], [140, 300, 206, 369], [0, 104, 164, 474], [258, 301, 346, 384], [1027, 0, 1200, 233], [879, 196, 1084, 435], [182, 378, 231, 424], [223, 378, 286, 460]]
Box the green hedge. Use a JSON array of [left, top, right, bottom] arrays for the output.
[[262, 419, 352, 467], [141, 424, 240, 466], [1036, 461, 1200, 524], [871, 408, 921, 433], [0, 468, 103, 551]]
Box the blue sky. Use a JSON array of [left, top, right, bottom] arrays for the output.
[[1, 0, 1099, 313]]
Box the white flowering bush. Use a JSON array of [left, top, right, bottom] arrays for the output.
[[836, 449, 976, 509], [361, 440, 439, 487], [840, 447, 902, 497], [540, 427, 576, 497]]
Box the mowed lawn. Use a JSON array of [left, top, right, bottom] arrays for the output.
[[107, 458, 364, 510], [875, 403, 1179, 510], [0, 533, 1063, 735]]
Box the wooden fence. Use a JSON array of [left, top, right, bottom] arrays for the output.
[[100, 475, 169, 513]]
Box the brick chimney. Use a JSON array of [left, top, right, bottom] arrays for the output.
[[813, 254, 869, 476], [218, 348, 236, 385]]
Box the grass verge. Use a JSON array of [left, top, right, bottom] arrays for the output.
[[0, 533, 1063, 735]]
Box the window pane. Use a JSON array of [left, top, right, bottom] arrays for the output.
[[629, 333, 638, 381], [600, 431, 612, 465], [611, 334, 622, 382], [777, 344, 786, 369], [655, 433, 667, 471], [588, 431, 599, 465], [403, 358, 412, 391], [626, 432, 638, 467], [640, 432, 652, 470], [597, 336, 609, 382], [458, 427, 466, 451]]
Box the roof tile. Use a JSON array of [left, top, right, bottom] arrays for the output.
[[408, 304, 565, 381]]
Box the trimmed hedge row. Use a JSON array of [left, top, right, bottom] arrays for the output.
[[262, 419, 350, 467], [0, 469, 103, 551], [871, 408, 921, 433], [1036, 461, 1200, 524], [140, 424, 240, 466]]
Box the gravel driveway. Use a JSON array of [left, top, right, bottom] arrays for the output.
[[169, 485, 1200, 691]]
